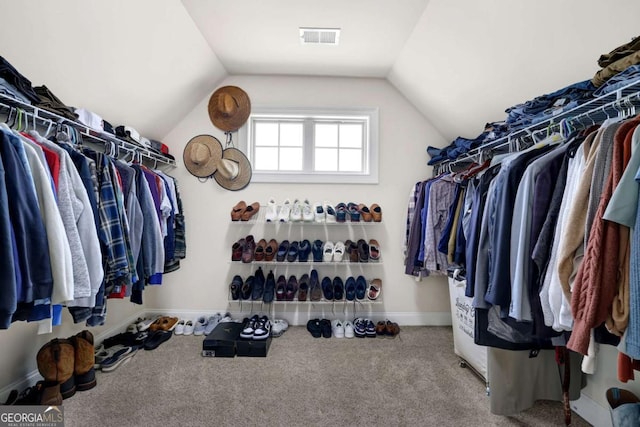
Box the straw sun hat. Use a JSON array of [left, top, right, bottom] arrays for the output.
[[208, 86, 251, 132]]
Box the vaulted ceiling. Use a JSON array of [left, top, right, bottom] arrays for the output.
[[1, 0, 640, 145]]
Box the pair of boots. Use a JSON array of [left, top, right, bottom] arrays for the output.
[[35, 330, 97, 403]]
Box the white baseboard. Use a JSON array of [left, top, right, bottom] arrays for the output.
[[571, 392, 611, 427]]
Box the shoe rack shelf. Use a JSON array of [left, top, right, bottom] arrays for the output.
[[230, 206, 383, 225], [229, 260, 383, 266], [227, 298, 383, 305]]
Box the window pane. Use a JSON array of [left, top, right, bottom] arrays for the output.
[[339, 148, 362, 172], [280, 147, 303, 170], [280, 123, 303, 147], [254, 147, 279, 170], [315, 123, 338, 147], [255, 122, 278, 146], [339, 124, 363, 148], [315, 147, 338, 171]]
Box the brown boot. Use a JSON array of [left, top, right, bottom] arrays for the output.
[[14, 381, 63, 406], [70, 330, 97, 392], [36, 338, 76, 399]]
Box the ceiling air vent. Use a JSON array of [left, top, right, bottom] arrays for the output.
[[299, 27, 340, 45]]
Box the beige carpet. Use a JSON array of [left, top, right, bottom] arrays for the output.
[[61, 326, 590, 427]]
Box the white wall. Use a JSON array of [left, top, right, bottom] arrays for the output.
[[149, 75, 451, 324]]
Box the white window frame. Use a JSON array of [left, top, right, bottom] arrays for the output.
[[237, 106, 379, 184]]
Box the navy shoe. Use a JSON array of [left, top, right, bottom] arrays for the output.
[[298, 239, 311, 262], [345, 277, 356, 301], [287, 241, 299, 262], [365, 319, 377, 338], [276, 275, 287, 301], [252, 267, 265, 301], [347, 203, 361, 221], [333, 277, 344, 300], [353, 318, 367, 338], [230, 275, 243, 300], [335, 203, 348, 222], [263, 270, 275, 303], [355, 276, 367, 300], [276, 240, 290, 262], [241, 276, 254, 300], [321, 276, 334, 300], [312, 239, 324, 262], [298, 273, 310, 301]]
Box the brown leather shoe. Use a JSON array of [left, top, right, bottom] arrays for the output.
[[385, 320, 400, 338], [231, 201, 246, 221], [370, 203, 382, 222], [232, 239, 245, 261], [254, 239, 267, 261], [375, 321, 386, 336], [242, 235, 256, 263], [358, 204, 373, 222], [264, 239, 278, 261], [241, 202, 260, 221]]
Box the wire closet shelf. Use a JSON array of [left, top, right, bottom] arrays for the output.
[[0, 93, 176, 169], [432, 78, 640, 176]]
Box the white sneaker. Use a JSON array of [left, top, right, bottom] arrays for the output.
[[313, 203, 325, 222], [265, 197, 278, 222], [302, 199, 314, 222], [343, 321, 355, 338], [272, 319, 289, 337], [219, 312, 234, 323], [324, 201, 337, 223], [278, 199, 291, 222], [174, 319, 186, 335], [204, 313, 222, 335], [183, 319, 195, 335], [333, 241, 345, 262], [193, 317, 208, 336], [332, 320, 345, 338], [323, 241, 335, 262], [290, 199, 302, 222]]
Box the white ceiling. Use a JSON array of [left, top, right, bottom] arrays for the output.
[[2, 0, 640, 145], [182, 0, 430, 78]]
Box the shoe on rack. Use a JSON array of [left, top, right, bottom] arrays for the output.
[[312, 239, 324, 262], [232, 238, 244, 261], [254, 239, 267, 262], [242, 235, 256, 263], [313, 203, 325, 222], [276, 275, 287, 301], [265, 197, 278, 222], [357, 239, 369, 263], [324, 202, 337, 223], [370, 203, 382, 222], [323, 241, 335, 262], [320, 319, 332, 338], [333, 241, 345, 262], [230, 275, 243, 300], [332, 320, 345, 338], [321, 276, 334, 300], [253, 316, 272, 340], [298, 239, 312, 262], [287, 241, 299, 262], [333, 277, 344, 300], [193, 317, 208, 336], [302, 199, 314, 222], [252, 267, 265, 301], [278, 199, 292, 222], [355, 276, 367, 300], [343, 321, 355, 339], [241, 276, 254, 300], [204, 313, 223, 335], [265, 239, 278, 262], [347, 203, 361, 222], [174, 319, 186, 335], [298, 273, 310, 301], [240, 315, 259, 339], [276, 240, 290, 262], [183, 320, 195, 335], [290, 199, 302, 222], [241, 202, 260, 221], [310, 270, 322, 301], [369, 239, 381, 261], [286, 275, 298, 301], [263, 270, 276, 303], [231, 201, 247, 221], [335, 203, 348, 222], [345, 277, 356, 301], [358, 204, 373, 222], [368, 279, 382, 300], [348, 240, 359, 263], [271, 319, 289, 337]]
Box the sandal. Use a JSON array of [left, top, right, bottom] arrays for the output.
[[367, 279, 382, 300]]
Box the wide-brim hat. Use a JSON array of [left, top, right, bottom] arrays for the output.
[[208, 86, 251, 132], [183, 135, 223, 178], [214, 147, 252, 191]]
